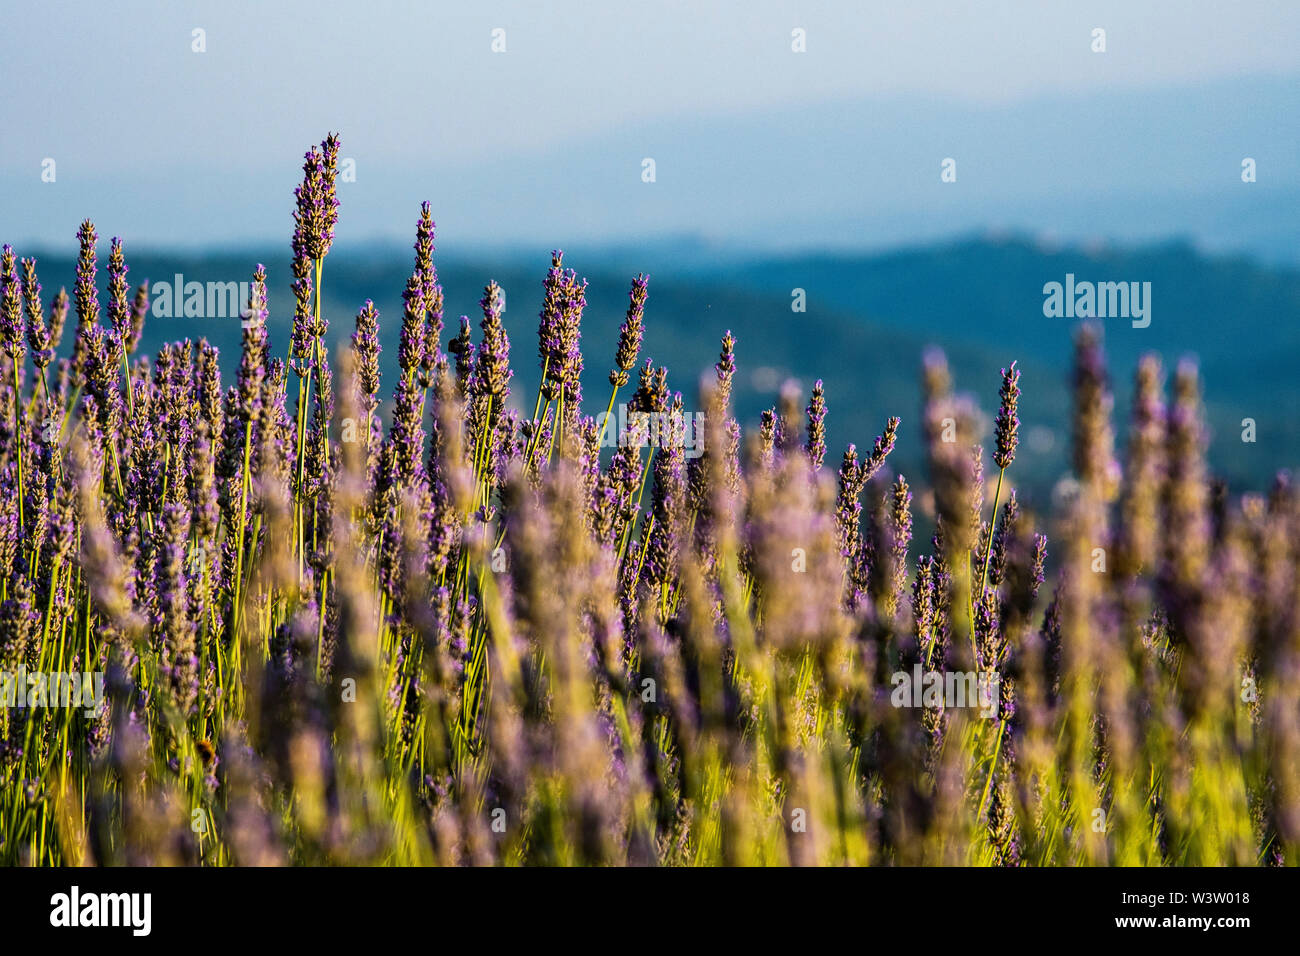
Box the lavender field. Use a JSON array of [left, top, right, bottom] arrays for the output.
[[0, 134, 1295, 867]]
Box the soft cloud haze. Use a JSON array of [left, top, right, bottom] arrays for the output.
[[2, 0, 1298, 250]]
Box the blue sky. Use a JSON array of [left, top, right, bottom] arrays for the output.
[[2, 0, 1298, 251]]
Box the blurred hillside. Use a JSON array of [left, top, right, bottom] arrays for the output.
[[20, 234, 1299, 514]]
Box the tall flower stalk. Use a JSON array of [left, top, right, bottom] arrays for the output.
[[289, 134, 340, 578], [1, 245, 26, 529]]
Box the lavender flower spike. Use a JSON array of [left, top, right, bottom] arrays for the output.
[[714, 330, 736, 411], [0, 245, 23, 361], [126, 280, 149, 358], [48, 287, 69, 351], [73, 220, 99, 327], [415, 202, 444, 381], [478, 281, 511, 398], [19, 258, 53, 369], [805, 379, 827, 470], [610, 273, 648, 387], [993, 360, 1021, 470], [106, 237, 131, 351], [352, 300, 382, 411], [293, 134, 341, 263]]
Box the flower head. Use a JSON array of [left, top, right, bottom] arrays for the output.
[[0, 245, 23, 360], [477, 281, 511, 398], [19, 258, 53, 368], [107, 237, 130, 351], [714, 330, 736, 411], [352, 300, 382, 410], [993, 360, 1020, 469], [805, 379, 827, 470], [293, 134, 341, 262], [610, 273, 648, 387]]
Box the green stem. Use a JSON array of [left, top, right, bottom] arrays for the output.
[[12, 359, 25, 532], [550, 384, 564, 462], [979, 468, 1006, 601], [974, 467, 1006, 669], [121, 343, 135, 417], [473, 393, 495, 512], [294, 257, 324, 579], [231, 420, 254, 637], [616, 448, 654, 567], [599, 384, 620, 450], [521, 357, 551, 463], [977, 717, 1007, 821]]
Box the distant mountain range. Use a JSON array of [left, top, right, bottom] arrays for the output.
[[17, 234, 1299, 514], [5, 75, 1299, 263]]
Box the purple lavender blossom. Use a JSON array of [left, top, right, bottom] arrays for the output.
[[610, 273, 648, 387], [538, 252, 587, 416], [73, 220, 99, 328], [477, 281, 511, 398], [397, 273, 426, 379], [805, 379, 827, 471], [106, 238, 130, 352], [293, 135, 341, 263], [993, 360, 1020, 470], [448, 315, 476, 400], [19, 258, 52, 369], [415, 202, 444, 382], [0, 245, 22, 361], [126, 281, 149, 358], [352, 300, 382, 411], [235, 266, 270, 422], [47, 287, 69, 352], [714, 330, 736, 411]]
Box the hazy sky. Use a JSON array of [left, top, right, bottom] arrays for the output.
[[2, 1, 1298, 248]]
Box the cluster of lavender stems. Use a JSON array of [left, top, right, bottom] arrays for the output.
[[0, 134, 1296, 867]]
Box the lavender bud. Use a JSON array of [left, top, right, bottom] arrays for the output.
[[610, 273, 648, 387], [0, 246, 23, 361], [993, 360, 1020, 470], [804, 379, 827, 470]]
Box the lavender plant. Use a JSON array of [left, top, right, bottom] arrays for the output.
[[0, 135, 1295, 867]]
